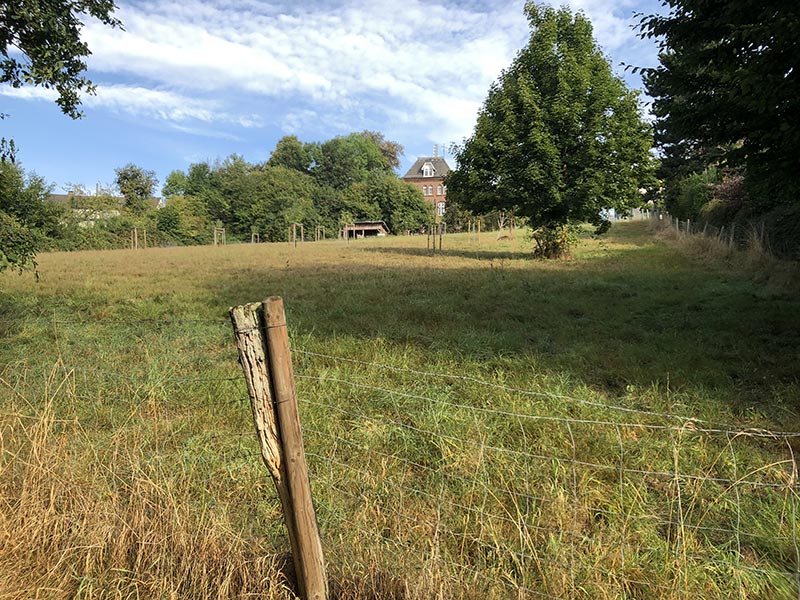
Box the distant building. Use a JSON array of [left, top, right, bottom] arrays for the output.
[[402, 146, 451, 219], [47, 193, 162, 227], [342, 220, 390, 239]]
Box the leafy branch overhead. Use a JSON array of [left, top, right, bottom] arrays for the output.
[[0, 0, 122, 119]]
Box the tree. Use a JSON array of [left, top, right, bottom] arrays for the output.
[[248, 166, 320, 241], [162, 170, 188, 198], [365, 172, 431, 233], [1, 1, 122, 118], [446, 3, 654, 257], [358, 130, 404, 169], [267, 135, 313, 173], [310, 132, 397, 189], [0, 162, 62, 272], [156, 195, 212, 244], [115, 163, 158, 214], [0, 0, 120, 271], [638, 0, 800, 214]]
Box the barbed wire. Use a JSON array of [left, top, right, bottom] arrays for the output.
[[300, 393, 793, 490], [294, 350, 800, 438], [2, 325, 798, 596]]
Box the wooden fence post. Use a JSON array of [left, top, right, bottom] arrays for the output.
[[229, 299, 328, 600]]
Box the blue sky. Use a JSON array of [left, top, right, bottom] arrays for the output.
[[1, 0, 663, 194]]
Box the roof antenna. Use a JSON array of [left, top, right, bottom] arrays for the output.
[[433, 144, 438, 158]]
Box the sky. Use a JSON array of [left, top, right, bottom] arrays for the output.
[[1, 0, 664, 195]]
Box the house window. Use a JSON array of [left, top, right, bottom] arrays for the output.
[[437, 185, 442, 195], [423, 164, 433, 177], [437, 201, 446, 216], [423, 185, 428, 195]]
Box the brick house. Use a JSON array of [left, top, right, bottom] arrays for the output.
[[402, 153, 451, 220]]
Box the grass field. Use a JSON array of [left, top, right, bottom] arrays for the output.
[[1, 221, 798, 599]]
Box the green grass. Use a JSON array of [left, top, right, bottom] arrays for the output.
[[1, 222, 798, 599]]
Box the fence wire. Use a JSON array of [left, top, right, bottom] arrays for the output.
[[1, 317, 798, 599]]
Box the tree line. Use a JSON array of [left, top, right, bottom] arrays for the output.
[[636, 0, 799, 258], [0, 131, 434, 270], [3, 0, 797, 268]]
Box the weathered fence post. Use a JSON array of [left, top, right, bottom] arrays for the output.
[[229, 299, 328, 600]]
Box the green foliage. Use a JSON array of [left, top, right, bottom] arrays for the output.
[[668, 167, 720, 221], [310, 132, 396, 189], [638, 0, 800, 214], [357, 130, 404, 169], [447, 3, 654, 258], [247, 165, 320, 241], [114, 163, 158, 215], [529, 223, 578, 258], [267, 135, 312, 173], [0, 161, 63, 271], [184, 161, 227, 223], [0, 0, 121, 119], [162, 170, 188, 198], [364, 172, 432, 233], [0, 211, 38, 272], [2, 130, 415, 254], [157, 195, 212, 244]]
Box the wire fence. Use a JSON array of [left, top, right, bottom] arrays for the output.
[[646, 209, 780, 260], [1, 315, 798, 599]]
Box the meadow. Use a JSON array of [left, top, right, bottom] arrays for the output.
[[1, 221, 798, 599]]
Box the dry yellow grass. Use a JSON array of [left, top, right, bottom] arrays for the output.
[[1, 225, 798, 599]]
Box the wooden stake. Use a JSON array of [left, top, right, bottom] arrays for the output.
[[229, 301, 327, 600], [263, 298, 328, 600]]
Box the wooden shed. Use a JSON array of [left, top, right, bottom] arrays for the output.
[[342, 221, 390, 239]]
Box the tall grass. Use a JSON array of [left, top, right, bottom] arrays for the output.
[[649, 216, 800, 295], [1, 223, 798, 598]]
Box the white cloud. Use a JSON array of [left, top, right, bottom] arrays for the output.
[[0, 86, 59, 102], [10, 0, 654, 150], [78, 0, 532, 143], [0, 82, 262, 128]]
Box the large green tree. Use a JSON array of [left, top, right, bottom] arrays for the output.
[[248, 166, 320, 241], [447, 3, 654, 257], [310, 132, 397, 190], [267, 135, 313, 173], [114, 163, 158, 214], [0, 161, 63, 271], [638, 0, 800, 214]]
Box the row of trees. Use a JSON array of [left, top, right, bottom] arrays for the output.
[[156, 132, 431, 245], [637, 0, 799, 257], [9, 0, 791, 265], [0, 131, 434, 270]]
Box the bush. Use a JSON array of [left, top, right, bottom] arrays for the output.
[[700, 173, 749, 226], [667, 167, 720, 220]]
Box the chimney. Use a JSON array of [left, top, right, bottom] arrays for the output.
[[433, 144, 438, 158]]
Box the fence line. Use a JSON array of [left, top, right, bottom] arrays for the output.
[[294, 349, 800, 438], [2, 319, 799, 598]]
